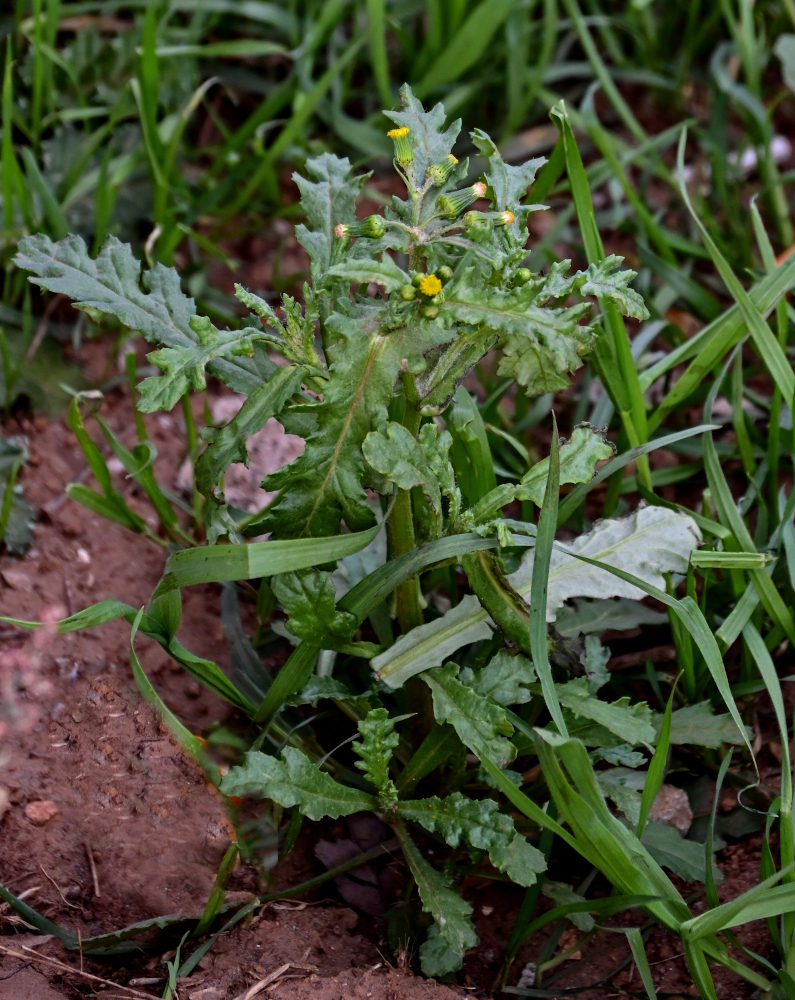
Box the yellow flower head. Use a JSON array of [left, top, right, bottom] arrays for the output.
[[387, 126, 413, 165], [499, 210, 515, 225], [419, 273, 443, 297]]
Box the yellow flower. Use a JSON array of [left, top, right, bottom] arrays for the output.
[[419, 273, 443, 297], [499, 210, 515, 225], [387, 127, 410, 139]]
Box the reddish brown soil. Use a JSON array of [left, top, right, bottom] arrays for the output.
[[0, 338, 783, 999]]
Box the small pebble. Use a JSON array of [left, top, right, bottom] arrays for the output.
[[24, 799, 59, 825]]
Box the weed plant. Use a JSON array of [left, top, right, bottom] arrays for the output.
[[4, 78, 795, 997], [2, 2, 795, 997]]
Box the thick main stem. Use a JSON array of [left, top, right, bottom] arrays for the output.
[[388, 371, 424, 634]]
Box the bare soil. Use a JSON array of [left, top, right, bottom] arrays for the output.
[[0, 338, 781, 999]]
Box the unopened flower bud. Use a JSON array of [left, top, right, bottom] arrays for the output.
[[438, 184, 482, 218], [437, 265, 454, 282], [359, 214, 386, 238], [387, 126, 413, 165], [514, 267, 533, 285], [400, 284, 416, 300], [426, 154, 459, 185], [340, 215, 387, 239], [423, 304, 439, 319]]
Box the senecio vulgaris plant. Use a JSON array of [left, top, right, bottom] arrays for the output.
[[14, 87, 764, 991]]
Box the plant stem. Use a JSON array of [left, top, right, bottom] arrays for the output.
[[388, 371, 424, 634]]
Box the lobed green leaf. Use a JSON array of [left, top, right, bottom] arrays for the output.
[[220, 747, 376, 820]]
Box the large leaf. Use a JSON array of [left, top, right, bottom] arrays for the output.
[[462, 648, 536, 707], [576, 255, 649, 320], [262, 306, 454, 537], [471, 128, 545, 213], [511, 505, 702, 621], [398, 829, 478, 977], [557, 678, 656, 745], [363, 421, 460, 535], [14, 234, 274, 396], [518, 425, 614, 506], [271, 569, 358, 648], [666, 702, 751, 748], [400, 791, 546, 886], [294, 153, 368, 281], [444, 266, 594, 395], [220, 747, 376, 820], [138, 317, 266, 412], [194, 364, 305, 505], [326, 256, 409, 292], [423, 663, 516, 768]]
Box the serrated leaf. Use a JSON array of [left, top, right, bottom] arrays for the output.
[[195, 365, 305, 505], [423, 663, 516, 767], [666, 702, 751, 748], [263, 308, 454, 538], [518, 425, 614, 506], [557, 678, 656, 745], [400, 791, 545, 886], [415, 328, 497, 410], [372, 595, 493, 688], [364, 421, 443, 512], [384, 84, 460, 192], [400, 831, 478, 977], [14, 234, 275, 396], [363, 421, 459, 535], [326, 256, 409, 292], [294, 154, 368, 281], [511, 506, 702, 621], [576, 255, 649, 320], [464, 648, 536, 706], [220, 747, 376, 820], [271, 569, 358, 647], [444, 268, 593, 396], [139, 317, 264, 411], [353, 708, 399, 805], [471, 128, 545, 211]]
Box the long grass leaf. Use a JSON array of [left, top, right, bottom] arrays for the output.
[[530, 417, 566, 735]]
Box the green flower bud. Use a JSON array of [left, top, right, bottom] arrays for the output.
[[514, 267, 533, 285], [340, 215, 387, 239], [423, 304, 439, 319], [437, 265, 454, 283], [400, 284, 416, 300], [426, 153, 458, 185], [438, 185, 481, 218]]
